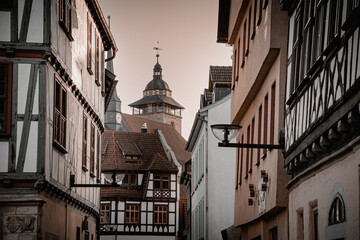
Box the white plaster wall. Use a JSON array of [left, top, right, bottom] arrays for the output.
[[191, 123, 207, 239], [0, 11, 11, 41], [26, 0, 43, 43], [206, 96, 236, 240], [288, 143, 360, 240], [0, 142, 9, 172]]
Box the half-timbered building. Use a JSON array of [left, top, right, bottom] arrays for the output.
[[100, 130, 181, 239], [0, 0, 117, 239], [281, 0, 360, 238]]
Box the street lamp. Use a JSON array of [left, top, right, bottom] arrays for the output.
[[210, 124, 284, 150], [70, 172, 125, 188]]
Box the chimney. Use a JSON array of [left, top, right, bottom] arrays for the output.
[[141, 123, 147, 133]]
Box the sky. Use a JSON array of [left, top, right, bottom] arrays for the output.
[[99, 0, 232, 139]]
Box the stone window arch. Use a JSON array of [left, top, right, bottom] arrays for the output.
[[328, 194, 346, 225]]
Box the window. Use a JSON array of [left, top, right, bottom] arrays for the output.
[[242, 20, 247, 67], [250, 118, 255, 171], [297, 208, 304, 240], [76, 227, 80, 240], [329, 196, 345, 225], [257, 105, 262, 164], [247, 6, 251, 56], [258, 0, 263, 25], [95, 35, 100, 85], [101, 47, 105, 96], [100, 204, 110, 224], [53, 77, 67, 151], [269, 227, 278, 240], [90, 123, 95, 176], [263, 94, 268, 156], [0, 62, 12, 136], [154, 205, 168, 225], [252, 0, 257, 38], [96, 131, 100, 180], [82, 114, 88, 170], [122, 173, 137, 186], [59, 0, 72, 40], [245, 125, 250, 177], [84, 231, 89, 240], [270, 83, 276, 145], [313, 208, 319, 240], [154, 175, 169, 190], [125, 204, 139, 224], [233, 49, 237, 88], [87, 13, 93, 75], [240, 135, 244, 183]]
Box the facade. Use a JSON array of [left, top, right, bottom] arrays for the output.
[[186, 66, 236, 240], [281, 0, 360, 239], [217, 0, 289, 239], [100, 131, 182, 239], [0, 0, 117, 239], [129, 54, 184, 135]]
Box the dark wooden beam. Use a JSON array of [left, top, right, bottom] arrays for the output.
[[19, 0, 33, 43]]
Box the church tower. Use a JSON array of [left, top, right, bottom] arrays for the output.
[[129, 54, 184, 134]]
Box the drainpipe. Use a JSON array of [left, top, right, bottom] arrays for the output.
[[65, 204, 68, 240]]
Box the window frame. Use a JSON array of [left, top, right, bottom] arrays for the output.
[[100, 204, 111, 224], [59, 0, 73, 41], [154, 205, 168, 225], [328, 196, 346, 225], [125, 204, 140, 225], [53, 76, 67, 153], [95, 35, 100, 86], [90, 123, 95, 177], [82, 113, 88, 171], [122, 173, 138, 186], [96, 131, 100, 181], [153, 174, 170, 191], [87, 13, 93, 75], [0, 62, 12, 137]]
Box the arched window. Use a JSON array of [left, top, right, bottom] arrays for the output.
[[329, 196, 345, 225]]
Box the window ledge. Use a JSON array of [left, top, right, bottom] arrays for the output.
[[53, 141, 67, 154]]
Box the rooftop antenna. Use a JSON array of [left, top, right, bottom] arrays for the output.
[[153, 41, 162, 63], [107, 15, 111, 29]]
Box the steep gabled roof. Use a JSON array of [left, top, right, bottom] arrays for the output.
[[102, 131, 173, 172], [120, 113, 190, 167]]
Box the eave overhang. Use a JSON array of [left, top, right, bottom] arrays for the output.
[[217, 0, 231, 43], [86, 0, 118, 53]]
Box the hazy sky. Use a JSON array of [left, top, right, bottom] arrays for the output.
[[99, 0, 232, 139]]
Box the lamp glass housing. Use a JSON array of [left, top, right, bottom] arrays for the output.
[[210, 124, 241, 143]]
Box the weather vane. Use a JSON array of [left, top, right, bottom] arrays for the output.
[[153, 41, 162, 55]]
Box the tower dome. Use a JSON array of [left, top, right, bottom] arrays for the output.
[[129, 53, 184, 134]]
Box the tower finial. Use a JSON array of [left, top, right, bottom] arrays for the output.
[[153, 41, 162, 63]]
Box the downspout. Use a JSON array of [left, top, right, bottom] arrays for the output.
[[65, 204, 68, 240], [205, 120, 209, 240]]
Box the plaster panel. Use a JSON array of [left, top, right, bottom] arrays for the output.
[[26, 0, 43, 43], [169, 202, 175, 212], [118, 212, 124, 224], [169, 213, 175, 225], [18, 0, 25, 37], [23, 122, 38, 172], [118, 201, 124, 210], [141, 212, 146, 224], [0, 142, 9, 172], [17, 64, 31, 114], [0, 11, 10, 41]]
